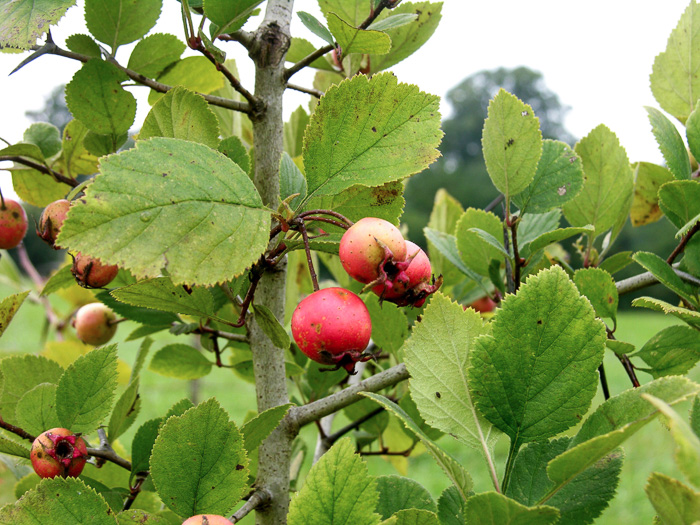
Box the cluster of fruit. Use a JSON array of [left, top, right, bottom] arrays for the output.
[[291, 217, 441, 374]]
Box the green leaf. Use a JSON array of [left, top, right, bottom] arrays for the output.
[[368, 14, 418, 32], [646, 106, 692, 179], [0, 0, 75, 49], [562, 125, 633, 240], [15, 383, 61, 438], [598, 251, 634, 275], [241, 403, 292, 454], [687, 100, 700, 164], [375, 475, 436, 520], [365, 294, 408, 355], [455, 208, 504, 277], [96, 289, 179, 327], [65, 59, 136, 136], [468, 266, 606, 447], [284, 105, 311, 158], [56, 119, 99, 179], [0, 142, 45, 163], [0, 290, 29, 338], [297, 11, 335, 45], [630, 162, 675, 226], [658, 179, 700, 229], [23, 122, 61, 158], [0, 477, 117, 524], [645, 473, 700, 524], [252, 303, 290, 349], [573, 267, 618, 323], [423, 227, 485, 284], [513, 140, 584, 214], [108, 378, 141, 442], [150, 398, 249, 517], [633, 251, 697, 306], [288, 438, 381, 525], [692, 396, 700, 438], [384, 509, 439, 525], [436, 486, 467, 525], [506, 438, 622, 525], [83, 129, 128, 156], [482, 89, 542, 198], [139, 86, 220, 148], [327, 13, 391, 55], [205, 0, 264, 38], [632, 296, 700, 330], [522, 226, 594, 258], [219, 135, 251, 174], [319, 0, 366, 25], [58, 138, 270, 286], [0, 354, 63, 421], [302, 72, 441, 202], [11, 165, 72, 207], [149, 344, 213, 380], [85, 0, 162, 50], [402, 293, 497, 451], [66, 33, 101, 57], [127, 33, 185, 78], [635, 325, 700, 378], [344, 397, 389, 439], [0, 435, 30, 459], [56, 345, 119, 434], [398, 393, 442, 442], [425, 189, 464, 288], [650, 1, 700, 123], [131, 418, 162, 478], [280, 152, 306, 211], [643, 394, 700, 488], [464, 492, 559, 525], [286, 38, 335, 72], [149, 56, 225, 105], [131, 338, 153, 383], [116, 510, 167, 524], [368, 2, 442, 73]]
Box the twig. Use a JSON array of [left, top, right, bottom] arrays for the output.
[[16, 243, 62, 332], [284, 44, 334, 80], [193, 324, 248, 343], [296, 219, 320, 292], [231, 489, 273, 523], [122, 476, 146, 511], [667, 221, 700, 264], [0, 156, 79, 187], [510, 219, 522, 291], [615, 264, 700, 295], [359, 445, 415, 456], [607, 329, 640, 388], [286, 83, 324, 99], [301, 216, 351, 230], [0, 415, 35, 442], [323, 406, 385, 449], [598, 364, 610, 400], [484, 194, 504, 213], [298, 209, 354, 226], [87, 429, 133, 471]]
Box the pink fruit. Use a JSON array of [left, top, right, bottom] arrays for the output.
[[182, 516, 231, 525], [339, 217, 407, 284], [37, 199, 70, 248], [71, 252, 119, 288], [467, 296, 497, 313], [30, 428, 87, 479], [72, 302, 117, 346], [373, 241, 431, 299], [0, 198, 27, 249], [291, 287, 372, 374]]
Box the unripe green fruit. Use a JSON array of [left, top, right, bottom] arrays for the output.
[[0, 198, 27, 249], [73, 303, 117, 346], [30, 428, 87, 479]]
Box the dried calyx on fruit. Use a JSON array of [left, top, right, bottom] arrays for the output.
[[30, 428, 88, 479], [37, 199, 70, 249], [0, 198, 28, 250], [291, 287, 374, 374], [71, 252, 119, 288]]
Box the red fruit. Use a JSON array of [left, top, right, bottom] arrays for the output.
[[182, 516, 231, 525], [72, 302, 117, 346], [373, 241, 431, 299], [30, 428, 87, 479], [71, 252, 119, 288], [0, 198, 27, 249], [467, 296, 497, 313], [291, 287, 372, 374], [339, 217, 407, 284], [37, 199, 70, 248]]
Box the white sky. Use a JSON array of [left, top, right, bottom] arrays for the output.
[[0, 1, 692, 182]]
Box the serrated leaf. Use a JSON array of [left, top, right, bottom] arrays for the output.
[[513, 140, 584, 214], [57, 138, 270, 286], [205, 0, 264, 38], [116, 509, 166, 524], [630, 162, 675, 226], [385, 509, 439, 525], [650, 1, 700, 123], [632, 296, 700, 330], [368, 13, 418, 32], [633, 251, 698, 306], [302, 72, 441, 202], [646, 106, 692, 179], [280, 152, 307, 211], [0, 354, 63, 421], [65, 33, 101, 57], [365, 294, 408, 355], [423, 227, 485, 285], [65, 59, 136, 136], [606, 339, 635, 356], [659, 179, 700, 230], [286, 38, 336, 72], [127, 33, 184, 78], [150, 398, 249, 517], [635, 325, 700, 378], [464, 492, 559, 525], [692, 397, 700, 438], [23, 122, 61, 158], [11, 167, 72, 207], [56, 119, 99, 179], [108, 378, 141, 442], [149, 344, 212, 380], [14, 474, 40, 499], [469, 266, 606, 447], [83, 129, 128, 156], [573, 267, 618, 323], [598, 251, 634, 275], [297, 11, 335, 45], [15, 383, 60, 437], [644, 394, 700, 488], [687, 100, 700, 164], [149, 56, 225, 105], [482, 89, 542, 198], [56, 345, 119, 434], [425, 189, 464, 288], [85, 0, 162, 50], [0, 290, 29, 338], [455, 208, 504, 277], [436, 485, 467, 525], [252, 303, 290, 349], [0, 142, 45, 163], [241, 403, 292, 453], [0, 0, 75, 49], [139, 86, 220, 148], [96, 289, 179, 327], [219, 136, 250, 175], [327, 12, 391, 56], [403, 293, 497, 451], [288, 438, 381, 525], [522, 225, 594, 259], [562, 125, 633, 240], [131, 417, 162, 477], [375, 475, 436, 520], [0, 477, 117, 524], [0, 435, 30, 459], [506, 438, 622, 525], [645, 473, 700, 524]]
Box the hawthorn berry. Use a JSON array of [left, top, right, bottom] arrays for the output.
[[0, 198, 28, 249], [37, 198, 70, 248], [182, 516, 231, 525], [291, 287, 372, 374], [30, 428, 87, 479], [73, 302, 117, 346], [71, 252, 119, 288], [468, 296, 497, 313], [339, 217, 407, 284]]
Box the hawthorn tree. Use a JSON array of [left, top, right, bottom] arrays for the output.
[[0, 1, 698, 524]]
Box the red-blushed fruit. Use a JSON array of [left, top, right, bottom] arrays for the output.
[[182, 515, 231, 525], [71, 252, 119, 288], [466, 296, 497, 313], [72, 302, 117, 346], [373, 241, 431, 299], [339, 217, 407, 284], [30, 428, 87, 479], [291, 287, 372, 374], [0, 198, 28, 249], [37, 199, 70, 248]]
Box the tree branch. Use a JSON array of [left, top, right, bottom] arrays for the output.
[[615, 265, 700, 296], [230, 489, 273, 523], [284, 44, 334, 81], [0, 156, 79, 187], [286, 82, 324, 99], [667, 221, 700, 264]]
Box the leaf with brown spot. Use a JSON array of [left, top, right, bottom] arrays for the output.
[[0, 290, 29, 339]]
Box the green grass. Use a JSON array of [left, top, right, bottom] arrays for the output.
[[0, 283, 694, 524]]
